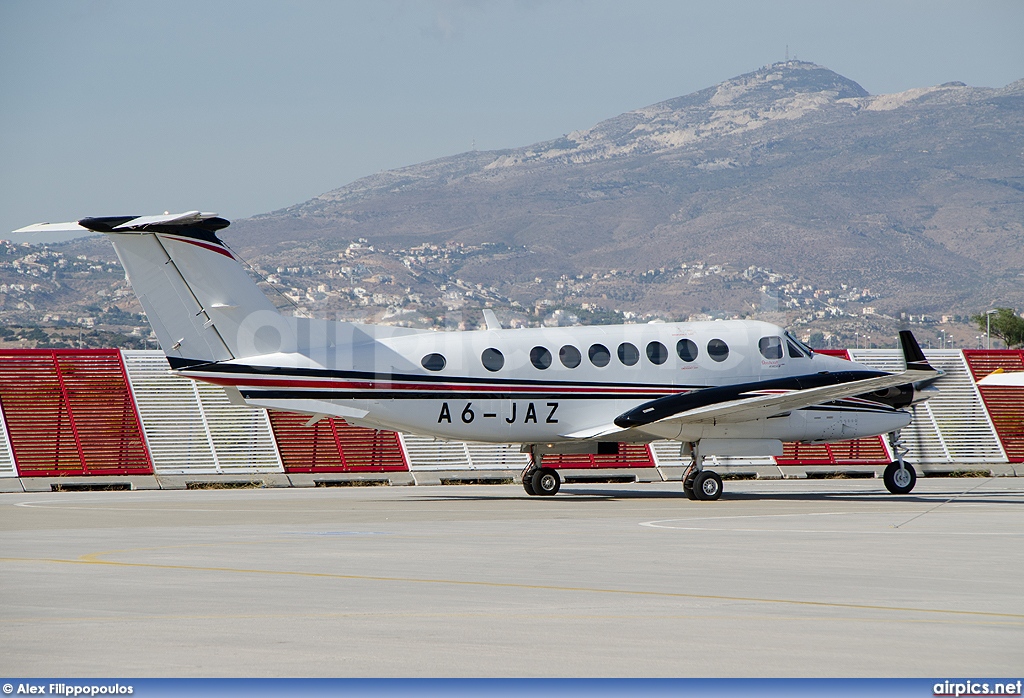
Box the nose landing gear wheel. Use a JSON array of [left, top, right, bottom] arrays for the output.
[[883, 461, 917, 494], [532, 467, 561, 496], [692, 470, 724, 497], [692, 470, 723, 501]]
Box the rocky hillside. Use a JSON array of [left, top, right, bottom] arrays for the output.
[[231, 61, 1024, 318]]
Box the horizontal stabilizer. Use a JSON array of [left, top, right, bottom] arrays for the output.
[[13, 212, 226, 235], [110, 211, 218, 230], [12, 221, 92, 234]]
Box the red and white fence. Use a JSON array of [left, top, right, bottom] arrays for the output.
[[0, 348, 1020, 489]]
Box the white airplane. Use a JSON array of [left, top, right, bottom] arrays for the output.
[[16, 212, 941, 499]]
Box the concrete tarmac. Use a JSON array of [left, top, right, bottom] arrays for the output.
[[1, 477, 1022, 677]]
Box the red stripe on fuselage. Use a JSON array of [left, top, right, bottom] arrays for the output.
[[183, 373, 680, 395]]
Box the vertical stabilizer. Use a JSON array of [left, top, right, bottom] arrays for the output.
[[82, 214, 282, 363]]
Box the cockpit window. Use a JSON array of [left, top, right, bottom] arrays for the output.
[[758, 337, 783, 360], [784, 331, 813, 358]]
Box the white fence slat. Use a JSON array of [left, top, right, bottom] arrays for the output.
[[399, 434, 473, 471], [849, 349, 1005, 464], [0, 400, 17, 477], [465, 442, 530, 471], [121, 350, 282, 474]]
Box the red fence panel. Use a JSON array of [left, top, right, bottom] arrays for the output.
[[267, 411, 409, 472], [0, 350, 152, 476], [772, 349, 891, 466], [541, 443, 656, 469], [963, 350, 1024, 462], [776, 438, 891, 466]]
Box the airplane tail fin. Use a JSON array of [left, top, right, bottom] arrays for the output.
[[15, 212, 283, 364], [898, 330, 937, 374]]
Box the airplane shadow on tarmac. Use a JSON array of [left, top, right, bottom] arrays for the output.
[[412, 486, 1024, 505]]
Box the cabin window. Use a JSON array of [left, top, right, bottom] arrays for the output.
[[589, 343, 611, 367], [421, 353, 446, 371], [530, 346, 552, 370], [707, 338, 729, 362], [617, 342, 639, 366], [676, 338, 698, 362], [559, 345, 581, 368], [787, 341, 805, 358], [646, 341, 668, 365], [758, 337, 783, 360], [481, 347, 504, 372]]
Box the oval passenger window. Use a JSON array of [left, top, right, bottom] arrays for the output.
[[421, 353, 446, 371], [559, 345, 581, 369], [646, 341, 668, 365], [707, 338, 729, 362], [676, 339, 698, 362], [530, 346, 552, 370], [589, 343, 610, 367], [617, 342, 639, 366], [481, 348, 504, 372]]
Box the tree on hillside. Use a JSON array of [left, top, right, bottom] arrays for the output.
[[972, 308, 1024, 348]]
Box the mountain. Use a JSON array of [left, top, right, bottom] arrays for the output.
[[230, 61, 1024, 321]]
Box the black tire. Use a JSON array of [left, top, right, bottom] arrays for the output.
[[683, 475, 698, 500], [883, 461, 917, 494], [532, 467, 561, 496], [692, 470, 723, 501], [522, 472, 537, 496]]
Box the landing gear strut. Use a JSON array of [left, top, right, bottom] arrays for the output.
[[883, 429, 917, 494], [682, 442, 722, 501], [521, 450, 560, 497]]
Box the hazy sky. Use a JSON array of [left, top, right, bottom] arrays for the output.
[[2, 0, 1022, 240]]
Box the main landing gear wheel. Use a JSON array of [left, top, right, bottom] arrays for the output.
[[531, 467, 561, 496], [682, 466, 698, 500], [522, 473, 537, 496], [883, 461, 917, 495], [692, 470, 723, 501]]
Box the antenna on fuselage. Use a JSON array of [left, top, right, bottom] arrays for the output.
[[482, 309, 501, 330]]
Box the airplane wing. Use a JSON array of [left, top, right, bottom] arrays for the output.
[[977, 369, 1024, 387], [559, 367, 928, 441], [615, 330, 939, 431]]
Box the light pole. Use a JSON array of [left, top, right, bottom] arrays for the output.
[[987, 309, 998, 350]]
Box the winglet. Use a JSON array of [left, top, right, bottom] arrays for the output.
[[898, 330, 936, 373]]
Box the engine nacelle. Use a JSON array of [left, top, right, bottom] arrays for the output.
[[861, 383, 938, 408]]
